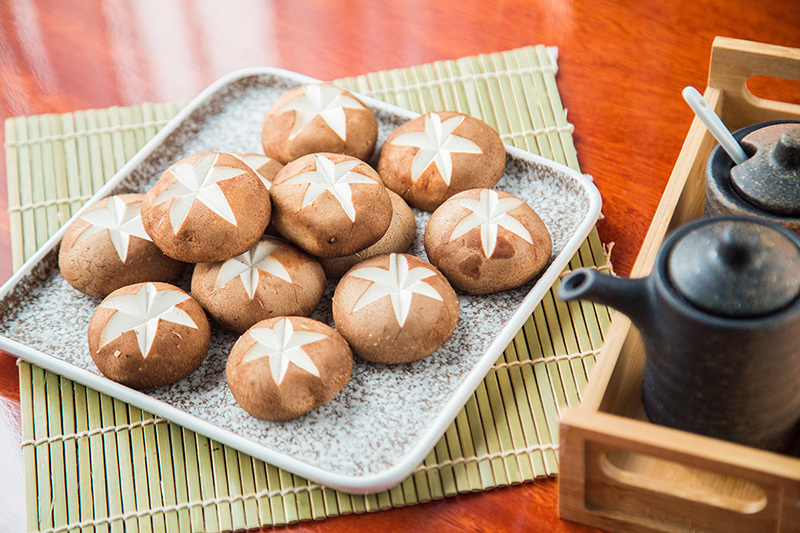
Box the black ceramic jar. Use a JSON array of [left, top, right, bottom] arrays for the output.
[[706, 119, 800, 233]]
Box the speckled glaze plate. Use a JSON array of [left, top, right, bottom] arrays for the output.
[[0, 68, 600, 493]]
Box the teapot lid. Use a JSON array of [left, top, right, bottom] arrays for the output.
[[667, 218, 800, 317], [730, 124, 800, 216]]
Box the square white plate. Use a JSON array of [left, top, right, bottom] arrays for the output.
[[0, 68, 600, 493]]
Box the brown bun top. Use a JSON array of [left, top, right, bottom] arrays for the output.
[[377, 111, 505, 211], [336, 253, 454, 329], [331, 253, 459, 364], [424, 188, 552, 294], [144, 152, 266, 234], [62, 193, 153, 264], [229, 316, 350, 387], [437, 188, 541, 258], [261, 83, 378, 163], [141, 152, 271, 263], [269, 153, 392, 257], [88, 281, 211, 388], [91, 282, 206, 360], [190, 236, 326, 333], [59, 193, 186, 298], [208, 236, 311, 299]]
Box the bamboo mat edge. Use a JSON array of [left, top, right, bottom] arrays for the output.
[[6, 44, 613, 533]]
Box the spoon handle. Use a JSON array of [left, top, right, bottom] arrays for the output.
[[682, 86, 749, 165]]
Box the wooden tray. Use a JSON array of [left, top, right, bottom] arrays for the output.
[[558, 37, 800, 532]]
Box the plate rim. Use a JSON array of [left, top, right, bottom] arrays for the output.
[[0, 66, 601, 493]]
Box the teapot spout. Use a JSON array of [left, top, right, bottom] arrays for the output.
[[558, 269, 651, 329]]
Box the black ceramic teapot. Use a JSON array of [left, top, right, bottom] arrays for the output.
[[559, 216, 800, 452]]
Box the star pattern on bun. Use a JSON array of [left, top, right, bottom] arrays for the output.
[[75, 196, 150, 262], [98, 283, 198, 358], [283, 154, 378, 222], [278, 83, 366, 141], [214, 239, 292, 299], [449, 188, 533, 257], [155, 153, 246, 233], [242, 317, 324, 385], [389, 113, 482, 186], [349, 253, 443, 327]]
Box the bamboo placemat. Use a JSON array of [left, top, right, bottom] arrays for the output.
[[5, 45, 613, 532]]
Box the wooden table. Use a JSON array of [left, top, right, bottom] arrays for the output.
[[1, 1, 799, 531]]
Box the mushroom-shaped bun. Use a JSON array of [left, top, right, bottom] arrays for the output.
[[377, 111, 505, 211], [226, 317, 353, 420], [192, 237, 326, 333], [141, 152, 271, 263], [332, 253, 459, 364], [424, 189, 552, 294], [319, 190, 416, 279], [59, 194, 184, 298], [88, 282, 210, 388], [269, 153, 392, 257], [261, 83, 378, 163]]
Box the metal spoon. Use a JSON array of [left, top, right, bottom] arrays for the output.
[[682, 86, 749, 165]]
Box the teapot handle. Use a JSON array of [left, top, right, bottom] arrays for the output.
[[709, 37, 800, 128]]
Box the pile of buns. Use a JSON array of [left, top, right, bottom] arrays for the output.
[[59, 83, 552, 420]]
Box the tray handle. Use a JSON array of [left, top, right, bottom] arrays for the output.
[[709, 37, 800, 126], [559, 409, 800, 532]]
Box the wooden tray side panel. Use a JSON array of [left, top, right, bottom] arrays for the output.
[[560, 411, 800, 533]]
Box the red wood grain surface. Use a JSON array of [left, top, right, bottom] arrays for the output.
[[1, 1, 799, 531]]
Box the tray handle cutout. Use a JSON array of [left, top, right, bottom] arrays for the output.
[[599, 449, 768, 515], [709, 37, 800, 128], [745, 76, 800, 108]]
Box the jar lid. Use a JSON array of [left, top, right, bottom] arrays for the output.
[[667, 218, 800, 317], [731, 124, 800, 216]]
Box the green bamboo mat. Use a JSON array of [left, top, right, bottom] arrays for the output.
[[6, 45, 613, 533]]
